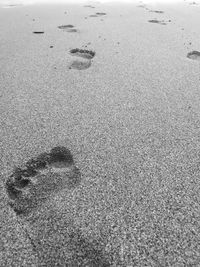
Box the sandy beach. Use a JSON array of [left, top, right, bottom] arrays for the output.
[[1, 0, 200, 266]]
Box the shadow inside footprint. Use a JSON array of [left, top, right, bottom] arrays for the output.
[[69, 48, 95, 59], [148, 19, 166, 25], [69, 60, 91, 70], [187, 51, 200, 61], [6, 181, 22, 200], [49, 146, 74, 167]]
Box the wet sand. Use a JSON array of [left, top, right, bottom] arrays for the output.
[[1, 1, 200, 266]]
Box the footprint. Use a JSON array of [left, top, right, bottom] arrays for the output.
[[89, 12, 106, 17], [96, 12, 106, 15], [33, 31, 44, 34], [5, 146, 81, 215], [89, 14, 98, 17], [69, 48, 95, 70], [5, 149, 112, 266], [84, 5, 95, 8], [149, 10, 164, 13], [137, 4, 146, 8], [148, 19, 167, 25], [58, 24, 74, 29], [187, 51, 200, 61], [58, 25, 78, 32], [2, 4, 23, 8]]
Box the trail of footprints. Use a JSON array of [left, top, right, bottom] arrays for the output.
[[30, 5, 105, 71], [3, 2, 200, 266], [138, 1, 200, 61], [30, 2, 200, 68]]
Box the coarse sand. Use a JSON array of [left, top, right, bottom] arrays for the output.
[[1, 1, 200, 266]]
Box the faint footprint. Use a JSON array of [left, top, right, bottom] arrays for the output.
[[96, 12, 106, 15], [89, 12, 106, 17], [84, 5, 95, 8], [189, 1, 198, 4], [2, 4, 23, 8], [148, 19, 167, 25], [5, 146, 81, 215], [149, 10, 164, 13], [69, 48, 95, 70], [187, 51, 200, 61], [58, 25, 78, 32], [89, 14, 98, 17], [137, 4, 146, 8]]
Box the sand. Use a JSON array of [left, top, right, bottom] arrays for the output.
[[1, 0, 200, 266]]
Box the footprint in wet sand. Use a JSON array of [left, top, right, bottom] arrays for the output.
[[148, 19, 167, 25], [69, 48, 95, 70], [5, 146, 81, 215], [58, 25, 78, 32], [187, 51, 200, 61]]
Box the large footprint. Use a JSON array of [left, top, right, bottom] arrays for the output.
[[69, 48, 96, 70], [5, 146, 81, 215], [5, 147, 111, 266]]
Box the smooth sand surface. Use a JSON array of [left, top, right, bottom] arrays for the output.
[[1, 0, 200, 266]]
